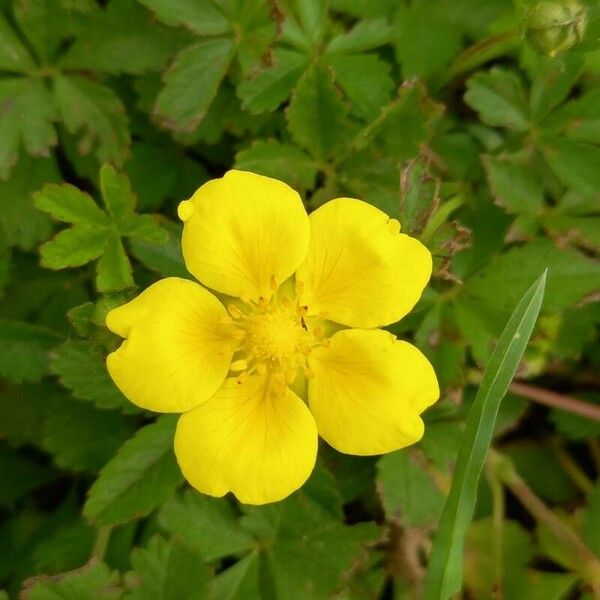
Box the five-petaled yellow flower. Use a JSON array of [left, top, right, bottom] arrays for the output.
[[106, 170, 439, 505]]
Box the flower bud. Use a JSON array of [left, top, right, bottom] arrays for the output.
[[525, 0, 587, 56]]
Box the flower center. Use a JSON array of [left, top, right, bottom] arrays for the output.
[[247, 311, 304, 363], [225, 284, 326, 386]]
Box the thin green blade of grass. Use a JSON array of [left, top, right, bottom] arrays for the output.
[[423, 270, 547, 600]]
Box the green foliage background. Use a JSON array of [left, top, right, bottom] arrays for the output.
[[0, 0, 599, 598]]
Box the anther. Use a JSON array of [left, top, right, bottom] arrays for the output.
[[227, 304, 243, 319], [297, 305, 308, 316], [230, 359, 248, 372], [236, 372, 249, 385], [269, 275, 278, 291], [282, 296, 293, 310]]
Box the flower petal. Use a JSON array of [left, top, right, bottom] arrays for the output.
[[174, 375, 318, 505], [179, 170, 310, 302], [308, 329, 439, 455], [106, 277, 236, 413], [295, 198, 432, 328]]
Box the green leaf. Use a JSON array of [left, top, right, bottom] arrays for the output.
[[60, 0, 184, 75], [39, 227, 109, 269], [0, 13, 36, 72], [137, 0, 230, 35], [99, 164, 136, 225], [34, 184, 108, 226], [24, 560, 122, 600], [95, 236, 134, 292], [460, 239, 600, 332], [242, 490, 380, 600], [529, 55, 582, 121], [325, 53, 393, 118], [0, 320, 61, 383], [464, 68, 530, 132], [235, 139, 317, 190], [326, 18, 392, 54], [84, 415, 183, 526], [154, 39, 235, 132], [238, 48, 308, 113], [376, 451, 445, 526], [483, 154, 545, 215], [129, 220, 188, 279], [42, 395, 134, 472], [287, 64, 348, 160], [395, 2, 462, 79], [53, 74, 130, 166], [214, 553, 261, 600], [423, 271, 546, 600], [541, 137, 600, 197], [548, 88, 600, 145], [50, 341, 134, 412], [125, 536, 213, 600], [31, 518, 95, 576], [0, 155, 59, 250], [0, 78, 57, 179], [158, 491, 255, 562]]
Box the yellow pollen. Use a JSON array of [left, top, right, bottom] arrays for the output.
[[248, 311, 303, 362]]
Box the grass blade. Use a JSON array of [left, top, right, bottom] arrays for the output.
[[423, 270, 547, 600]]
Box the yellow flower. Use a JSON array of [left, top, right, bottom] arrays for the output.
[[106, 170, 439, 505]]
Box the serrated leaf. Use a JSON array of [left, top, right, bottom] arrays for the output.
[[50, 341, 134, 412], [214, 553, 261, 600], [0, 155, 59, 250], [326, 53, 393, 118], [326, 18, 392, 54], [95, 235, 134, 292], [464, 68, 530, 132], [238, 48, 308, 113], [39, 227, 109, 269], [460, 239, 600, 332], [125, 536, 213, 600], [0, 13, 36, 72], [235, 139, 317, 190], [287, 64, 348, 160], [24, 560, 121, 600], [53, 74, 130, 166], [423, 272, 546, 600], [129, 220, 188, 278], [34, 183, 108, 226], [158, 491, 255, 562], [395, 3, 462, 79], [377, 451, 445, 526], [0, 78, 57, 179], [84, 415, 183, 526], [99, 163, 141, 228], [484, 154, 545, 215], [541, 137, 600, 197], [154, 39, 235, 132], [0, 320, 61, 383], [243, 493, 379, 600], [42, 395, 135, 472], [60, 0, 184, 75], [137, 0, 230, 35]]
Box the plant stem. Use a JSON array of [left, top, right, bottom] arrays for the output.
[[92, 526, 112, 561], [485, 462, 505, 599], [509, 381, 600, 422], [548, 436, 593, 494]]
